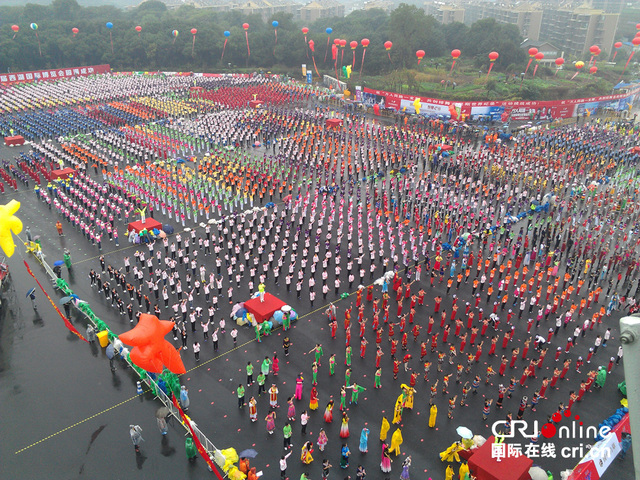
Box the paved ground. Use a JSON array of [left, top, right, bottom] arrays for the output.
[[0, 132, 635, 480]]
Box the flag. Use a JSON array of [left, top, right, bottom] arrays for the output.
[[172, 393, 223, 479], [24, 260, 87, 342]]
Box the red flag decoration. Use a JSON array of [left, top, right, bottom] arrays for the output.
[[619, 37, 640, 81], [243, 23, 250, 57], [360, 38, 369, 78], [309, 40, 320, 78], [172, 394, 224, 479], [525, 47, 537, 75], [24, 260, 87, 342]]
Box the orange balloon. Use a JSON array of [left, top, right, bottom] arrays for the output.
[[119, 314, 186, 374]]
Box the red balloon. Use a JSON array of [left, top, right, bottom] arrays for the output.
[[72, 27, 79, 34], [361, 38, 370, 47], [302, 27, 309, 35], [632, 37, 640, 46], [339, 39, 346, 47], [589, 66, 597, 74], [416, 49, 425, 59], [528, 47, 538, 57], [554, 57, 565, 66], [333, 38, 340, 45], [350, 40, 358, 50], [614, 42, 622, 49], [11, 25, 19, 32], [488, 51, 499, 61], [535, 52, 545, 61], [451, 49, 461, 59], [135, 25, 142, 32], [589, 45, 599, 54], [119, 314, 187, 375], [242, 23, 249, 30], [636, 23, 640, 29], [384, 40, 393, 51], [191, 28, 197, 35]]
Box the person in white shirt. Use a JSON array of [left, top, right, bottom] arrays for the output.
[[279, 451, 292, 479]]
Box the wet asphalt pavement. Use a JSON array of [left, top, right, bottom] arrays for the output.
[[0, 136, 635, 480]]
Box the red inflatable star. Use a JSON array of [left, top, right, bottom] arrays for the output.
[[119, 314, 186, 374]]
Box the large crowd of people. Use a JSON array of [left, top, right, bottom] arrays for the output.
[[3, 72, 638, 480]]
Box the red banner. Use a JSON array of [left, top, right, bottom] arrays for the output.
[[362, 86, 640, 121], [23, 260, 87, 342], [0, 64, 111, 85], [171, 393, 224, 479]]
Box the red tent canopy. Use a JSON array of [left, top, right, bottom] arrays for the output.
[[468, 436, 533, 480]]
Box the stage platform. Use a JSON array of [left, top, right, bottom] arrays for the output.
[[4, 135, 24, 146], [127, 218, 162, 234], [51, 168, 75, 180], [244, 293, 287, 323], [468, 436, 533, 480]]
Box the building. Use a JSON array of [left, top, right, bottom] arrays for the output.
[[539, 5, 619, 56], [462, 2, 543, 41], [425, 3, 466, 24], [363, 0, 395, 13], [521, 40, 562, 63], [299, 0, 345, 23]]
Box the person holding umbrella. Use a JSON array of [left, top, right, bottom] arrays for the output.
[[26, 287, 37, 311], [129, 425, 144, 453], [106, 343, 117, 372]]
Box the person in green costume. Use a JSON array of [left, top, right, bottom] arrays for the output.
[[345, 346, 352, 367], [329, 354, 336, 375], [595, 366, 607, 389], [185, 437, 197, 462], [348, 383, 366, 405]]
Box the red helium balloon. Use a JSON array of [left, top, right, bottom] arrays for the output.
[[589, 45, 599, 54], [72, 27, 79, 34], [242, 23, 249, 30], [350, 40, 358, 50], [488, 51, 499, 61], [302, 27, 309, 35], [589, 66, 597, 74], [535, 52, 544, 61], [384, 40, 392, 51], [339, 39, 346, 47], [416, 49, 425, 59], [451, 49, 461, 59], [191, 28, 197, 35], [11, 25, 19, 32], [614, 42, 622, 49], [135, 25, 142, 32], [555, 57, 565, 66], [361, 38, 370, 47], [632, 37, 640, 46], [333, 38, 340, 45], [636, 23, 640, 29], [528, 47, 538, 57]]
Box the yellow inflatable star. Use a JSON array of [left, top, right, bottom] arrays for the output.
[[0, 200, 23, 257]]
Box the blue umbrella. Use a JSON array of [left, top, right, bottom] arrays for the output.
[[59, 296, 74, 305], [54, 260, 65, 266], [26, 287, 36, 298], [238, 448, 258, 458]]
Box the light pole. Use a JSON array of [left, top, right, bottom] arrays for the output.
[[620, 314, 640, 477]]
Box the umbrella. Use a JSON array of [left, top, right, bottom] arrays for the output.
[[528, 466, 548, 480], [238, 448, 258, 458], [456, 426, 473, 439], [105, 344, 115, 360], [26, 287, 36, 298], [54, 260, 65, 266], [156, 406, 170, 419], [59, 296, 74, 305]]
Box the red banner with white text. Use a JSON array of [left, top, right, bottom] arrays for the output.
[[0, 64, 111, 85], [362, 86, 640, 121]]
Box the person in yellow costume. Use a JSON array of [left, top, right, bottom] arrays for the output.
[[379, 416, 390, 442], [389, 427, 403, 456], [392, 395, 403, 424], [401, 384, 415, 410], [440, 441, 463, 463], [459, 461, 470, 480], [428, 404, 437, 428], [445, 464, 455, 480]]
